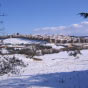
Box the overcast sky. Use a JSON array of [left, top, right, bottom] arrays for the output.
[[0, 0, 88, 35]]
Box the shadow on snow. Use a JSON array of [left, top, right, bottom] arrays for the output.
[[0, 70, 88, 88]]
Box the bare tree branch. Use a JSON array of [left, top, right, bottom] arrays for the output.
[[79, 12, 88, 18]]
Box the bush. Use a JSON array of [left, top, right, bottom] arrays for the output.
[[68, 50, 81, 57], [0, 56, 26, 76]]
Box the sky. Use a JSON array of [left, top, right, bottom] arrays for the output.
[[0, 0, 88, 36]]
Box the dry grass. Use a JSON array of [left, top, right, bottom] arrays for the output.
[[32, 57, 42, 61]]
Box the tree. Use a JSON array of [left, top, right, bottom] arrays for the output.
[[0, 3, 4, 23], [79, 12, 88, 18], [0, 3, 5, 35]]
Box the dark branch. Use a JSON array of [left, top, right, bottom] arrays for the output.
[[79, 12, 88, 18]]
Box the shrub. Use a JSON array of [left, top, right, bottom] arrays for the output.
[[0, 56, 26, 76], [68, 50, 81, 57]]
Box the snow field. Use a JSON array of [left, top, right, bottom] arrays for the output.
[[0, 38, 88, 88]]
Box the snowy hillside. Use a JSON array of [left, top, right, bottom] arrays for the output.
[[2, 38, 46, 44], [0, 37, 88, 88], [0, 49, 88, 88]]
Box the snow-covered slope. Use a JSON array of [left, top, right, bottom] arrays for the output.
[[0, 50, 88, 88], [2, 38, 46, 44], [44, 43, 65, 49]]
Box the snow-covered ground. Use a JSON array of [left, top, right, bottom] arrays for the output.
[[2, 38, 47, 44], [0, 38, 88, 88], [44, 43, 65, 49], [0, 50, 88, 88]]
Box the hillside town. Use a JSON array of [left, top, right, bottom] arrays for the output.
[[0, 33, 88, 44]]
